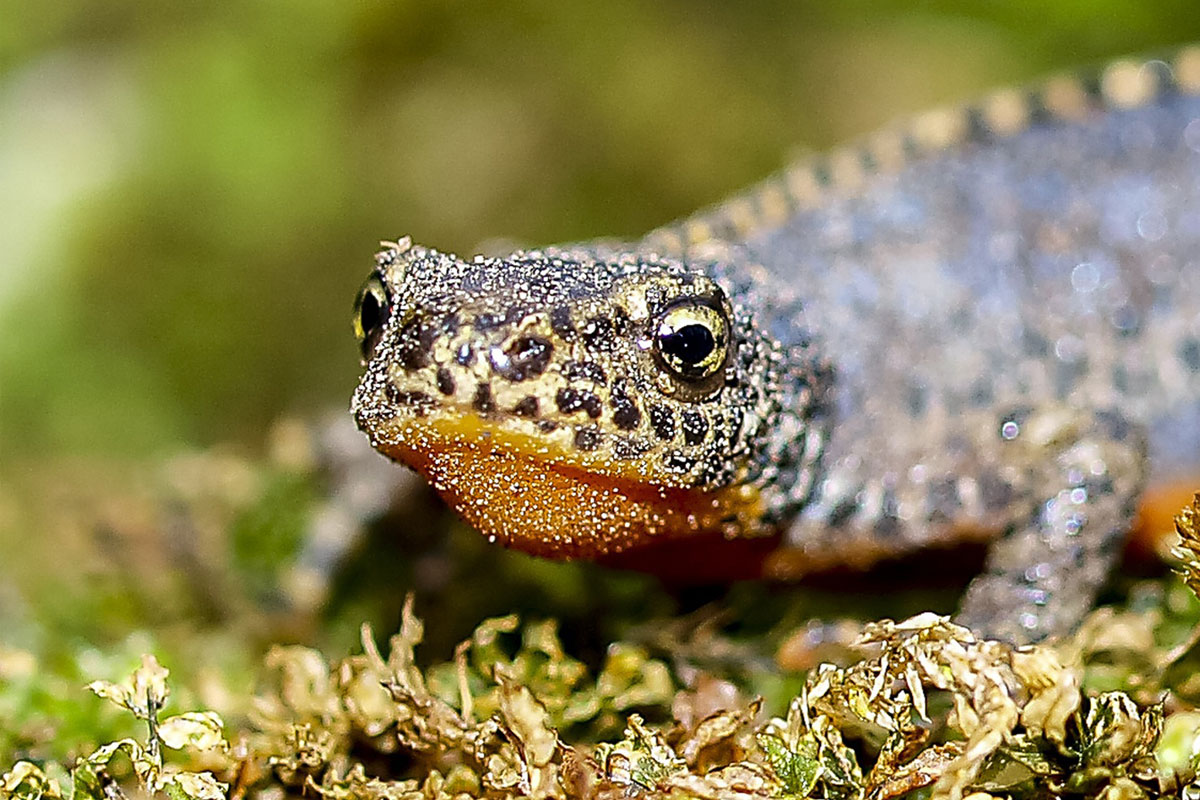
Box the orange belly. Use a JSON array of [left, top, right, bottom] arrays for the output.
[[606, 476, 1200, 582], [1130, 479, 1200, 559]]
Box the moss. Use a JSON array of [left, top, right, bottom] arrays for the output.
[[9, 563, 1200, 800]]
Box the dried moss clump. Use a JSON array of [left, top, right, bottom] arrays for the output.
[[1173, 493, 1200, 601], [6, 492, 1200, 799], [9, 598, 1200, 800]]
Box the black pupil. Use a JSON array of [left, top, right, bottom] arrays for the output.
[[359, 288, 387, 355], [659, 323, 715, 368]]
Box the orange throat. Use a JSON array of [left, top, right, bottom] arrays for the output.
[[379, 427, 764, 560]]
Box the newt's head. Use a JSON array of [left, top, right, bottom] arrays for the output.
[[351, 238, 827, 559]]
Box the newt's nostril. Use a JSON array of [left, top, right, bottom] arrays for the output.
[[394, 316, 438, 371], [490, 335, 554, 382]]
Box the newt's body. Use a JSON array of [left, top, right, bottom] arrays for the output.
[[352, 53, 1200, 642]]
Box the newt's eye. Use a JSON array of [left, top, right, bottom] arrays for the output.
[[653, 299, 729, 381], [353, 274, 391, 362]]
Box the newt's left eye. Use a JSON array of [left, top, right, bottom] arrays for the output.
[[653, 299, 729, 381], [353, 274, 391, 362]]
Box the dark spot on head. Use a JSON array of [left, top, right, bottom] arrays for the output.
[[512, 396, 539, 417], [549, 306, 575, 338], [491, 335, 553, 382], [455, 343, 474, 366], [582, 316, 615, 352], [574, 426, 600, 451], [610, 380, 641, 431], [435, 368, 456, 396], [697, 456, 730, 486], [664, 451, 697, 474], [396, 318, 434, 371], [556, 388, 602, 418], [473, 383, 495, 413], [705, 461, 734, 485], [538, 419, 559, 433], [611, 403, 641, 432], [681, 410, 708, 446], [562, 360, 608, 385], [649, 405, 675, 442], [613, 437, 649, 460]]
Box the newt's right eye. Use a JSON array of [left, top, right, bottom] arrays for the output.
[[353, 274, 391, 362], [653, 297, 729, 384]]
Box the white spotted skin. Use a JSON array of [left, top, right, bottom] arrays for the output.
[[356, 52, 1200, 643], [648, 54, 1200, 642]]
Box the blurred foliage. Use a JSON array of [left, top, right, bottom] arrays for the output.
[[5, 0, 1200, 456]]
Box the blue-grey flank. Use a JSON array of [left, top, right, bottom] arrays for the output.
[[353, 52, 1200, 643]]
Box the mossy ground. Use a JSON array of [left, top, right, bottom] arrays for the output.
[[4, 431, 1200, 799]]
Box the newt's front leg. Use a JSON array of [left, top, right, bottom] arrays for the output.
[[777, 406, 1147, 644], [956, 407, 1146, 642]]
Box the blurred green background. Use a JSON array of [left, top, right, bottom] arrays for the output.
[[6, 0, 1200, 460]]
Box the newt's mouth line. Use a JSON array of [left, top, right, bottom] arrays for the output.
[[357, 405, 662, 486], [382, 430, 662, 501]]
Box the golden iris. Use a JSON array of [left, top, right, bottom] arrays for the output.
[[654, 300, 728, 380]]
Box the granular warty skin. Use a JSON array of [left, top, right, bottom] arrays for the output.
[[353, 52, 1200, 643]]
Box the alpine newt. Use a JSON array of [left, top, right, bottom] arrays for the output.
[[352, 52, 1200, 643]]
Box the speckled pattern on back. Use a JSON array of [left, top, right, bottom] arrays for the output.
[[354, 51, 1200, 643]]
